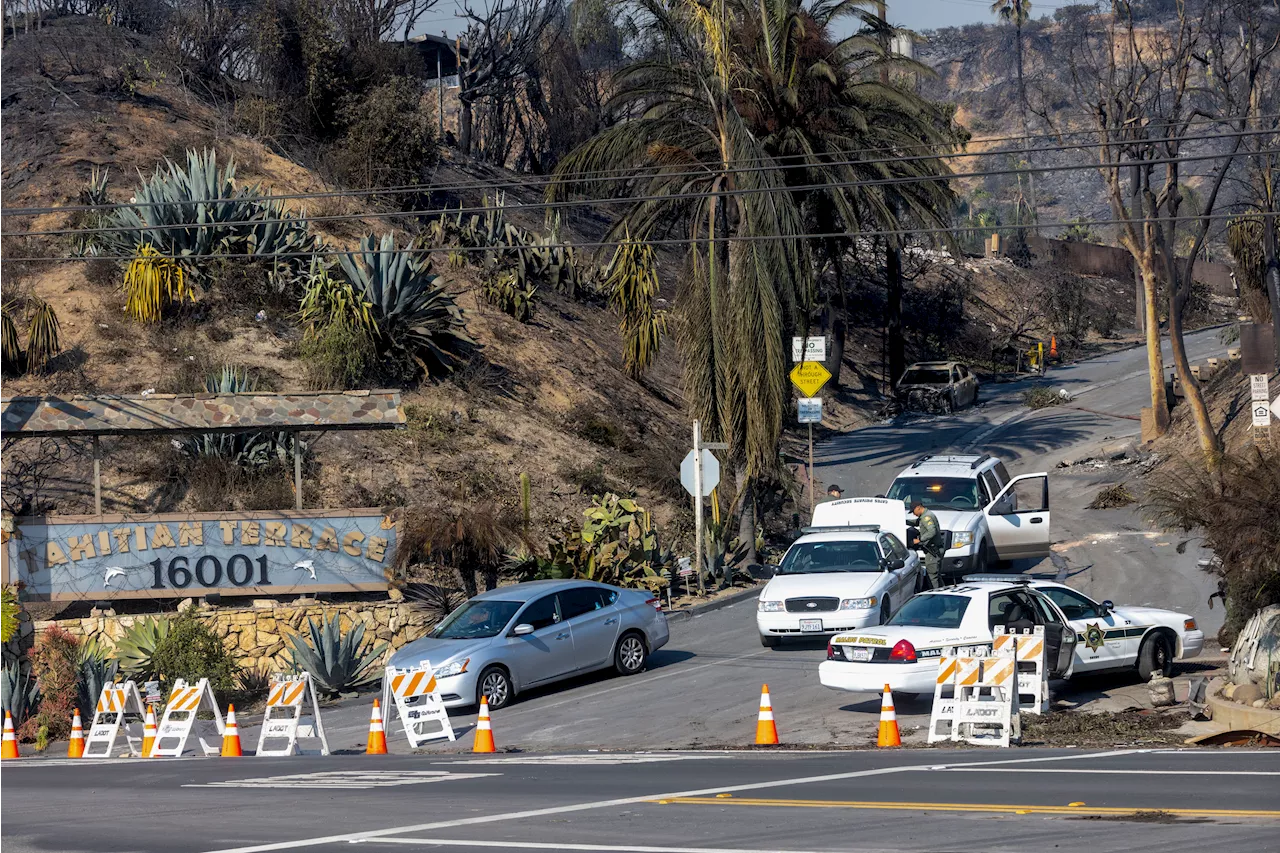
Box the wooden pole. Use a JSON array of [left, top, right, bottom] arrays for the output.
[[294, 437, 303, 510], [437, 48, 444, 141], [808, 423, 815, 519], [92, 435, 102, 516]]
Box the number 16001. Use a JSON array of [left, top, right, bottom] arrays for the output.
[[149, 554, 271, 589]]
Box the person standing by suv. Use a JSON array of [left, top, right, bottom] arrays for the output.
[[911, 500, 943, 589]]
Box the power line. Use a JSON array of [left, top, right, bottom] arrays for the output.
[[5, 116, 1276, 220], [5, 144, 1277, 243], [5, 210, 1273, 264]]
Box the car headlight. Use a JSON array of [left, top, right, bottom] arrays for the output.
[[840, 597, 877, 610], [949, 531, 974, 550], [758, 600, 785, 612], [433, 659, 469, 678]]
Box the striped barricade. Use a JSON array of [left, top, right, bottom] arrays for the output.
[[382, 664, 456, 747], [152, 678, 224, 758], [84, 681, 146, 758], [953, 644, 1020, 748], [256, 673, 330, 757], [927, 647, 988, 744], [994, 625, 1049, 715]]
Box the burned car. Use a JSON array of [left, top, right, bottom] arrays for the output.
[[895, 361, 979, 413]]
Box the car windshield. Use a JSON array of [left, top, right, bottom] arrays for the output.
[[778, 541, 882, 574], [431, 600, 522, 639], [886, 594, 969, 629], [901, 369, 951, 385], [887, 477, 982, 511]]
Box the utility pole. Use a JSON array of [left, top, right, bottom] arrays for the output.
[[437, 47, 444, 142]]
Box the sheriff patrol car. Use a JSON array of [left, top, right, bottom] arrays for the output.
[[818, 576, 1202, 696]]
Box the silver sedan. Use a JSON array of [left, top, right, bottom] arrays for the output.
[[387, 579, 670, 710]]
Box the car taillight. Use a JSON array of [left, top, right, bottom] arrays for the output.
[[646, 597, 662, 612], [889, 639, 917, 662], [1184, 619, 1197, 631], [827, 641, 838, 660]]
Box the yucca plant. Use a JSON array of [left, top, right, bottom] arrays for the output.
[[285, 613, 387, 697], [179, 366, 299, 468], [1, 663, 40, 731], [339, 234, 473, 376], [605, 235, 666, 379], [299, 257, 377, 339], [71, 167, 111, 257], [1, 305, 20, 371], [24, 298, 62, 371], [123, 244, 192, 323], [113, 616, 171, 680]]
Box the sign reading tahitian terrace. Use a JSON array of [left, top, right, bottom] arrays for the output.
[[1, 509, 397, 601]]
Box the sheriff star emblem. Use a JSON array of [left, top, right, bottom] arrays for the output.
[[1084, 622, 1106, 652]]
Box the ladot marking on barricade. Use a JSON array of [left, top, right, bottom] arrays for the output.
[[152, 678, 224, 758], [84, 681, 147, 758], [256, 672, 330, 757], [381, 664, 456, 748], [185, 771, 497, 789]]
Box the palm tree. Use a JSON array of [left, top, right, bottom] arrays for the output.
[[991, 0, 1035, 225]]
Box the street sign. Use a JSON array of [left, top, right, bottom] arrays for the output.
[[790, 362, 832, 397], [680, 449, 719, 497], [791, 336, 827, 363], [797, 397, 823, 424], [1241, 323, 1276, 375], [1252, 401, 1272, 428], [1250, 374, 1270, 402]]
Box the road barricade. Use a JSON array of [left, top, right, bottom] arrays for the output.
[[994, 625, 1049, 715], [928, 643, 1021, 747], [256, 673, 330, 757], [151, 678, 225, 757], [926, 644, 987, 744], [84, 681, 146, 758], [382, 664, 456, 747]]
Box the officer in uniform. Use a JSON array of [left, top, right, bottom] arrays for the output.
[[910, 499, 944, 589]]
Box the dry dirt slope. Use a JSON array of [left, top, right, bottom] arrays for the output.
[[1, 18, 691, 541]]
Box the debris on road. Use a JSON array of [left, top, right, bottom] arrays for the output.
[[1020, 709, 1191, 747], [1088, 484, 1137, 509], [1023, 387, 1067, 409]]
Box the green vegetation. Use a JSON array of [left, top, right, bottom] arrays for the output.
[[1, 585, 19, 643], [76, 639, 120, 721], [21, 627, 81, 744], [124, 244, 192, 323], [2, 298, 63, 374], [178, 366, 299, 469], [285, 613, 386, 697], [1, 663, 40, 732], [114, 616, 172, 680], [605, 235, 666, 380], [150, 612, 239, 695]]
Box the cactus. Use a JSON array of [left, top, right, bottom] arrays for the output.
[[520, 472, 532, 530]]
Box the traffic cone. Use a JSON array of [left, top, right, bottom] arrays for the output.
[[877, 684, 901, 748], [68, 709, 85, 758], [142, 704, 157, 757], [473, 695, 496, 753], [366, 699, 388, 755], [221, 705, 243, 757], [2, 711, 20, 759], [754, 684, 780, 745]]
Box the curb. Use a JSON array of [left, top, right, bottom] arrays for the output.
[[665, 585, 762, 622]]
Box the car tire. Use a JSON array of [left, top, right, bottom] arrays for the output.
[[974, 541, 989, 574], [614, 631, 648, 675], [477, 665, 513, 711], [760, 634, 781, 648], [946, 393, 956, 414], [879, 598, 892, 625], [1136, 632, 1174, 681]]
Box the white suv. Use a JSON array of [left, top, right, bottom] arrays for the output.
[[885, 454, 1051, 579]]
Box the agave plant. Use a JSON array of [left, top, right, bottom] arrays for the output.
[[178, 366, 299, 468], [71, 167, 111, 257], [339, 233, 473, 376], [76, 639, 119, 719], [114, 616, 171, 680], [285, 613, 387, 697], [123, 243, 192, 323], [24, 298, 62, 371], [1, 663, 40, 731], [483, 270, 537, 323]]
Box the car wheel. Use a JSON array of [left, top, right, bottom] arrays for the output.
[[879, 598, 892, 625], [760, 634, 781, 648], [946, 393, 956, 414], [614, 631, 648, 675], [1136, 633, 1174, 681], [974, 541, 989, 574], [477, 665, 513, 710]]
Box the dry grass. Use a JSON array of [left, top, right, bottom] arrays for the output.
[[1020, 710, 1191, 747], [1088, 483, 1136, 509]]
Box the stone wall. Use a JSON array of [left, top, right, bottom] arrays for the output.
[[31, 598, 434, 672]]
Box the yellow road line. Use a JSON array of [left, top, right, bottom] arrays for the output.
[[650, 797, 1280, 819]]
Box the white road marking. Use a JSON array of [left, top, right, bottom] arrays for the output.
[[203, 749, 1147, 853], [932, 768, 1280, 776], [380, 840, 858, 853], [4, 757, 194, 767], [434, 754, 722, 766], [187, 771, 496, 789]]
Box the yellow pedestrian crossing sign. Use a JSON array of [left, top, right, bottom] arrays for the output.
[[789, 362, 831, 398]]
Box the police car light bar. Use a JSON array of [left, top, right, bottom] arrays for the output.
[[801, 524, 881, 534], [961, 574, 1033, 584]]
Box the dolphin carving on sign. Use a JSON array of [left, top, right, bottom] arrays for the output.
[[293, 559, 317, 580], [103, 566, 127, 587]]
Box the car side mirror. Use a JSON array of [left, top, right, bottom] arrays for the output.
[[512, 623, 535, 636], [990, 495, 1014, 515], [1100, 600, 1114, 616], [891, 558, 905, 570]]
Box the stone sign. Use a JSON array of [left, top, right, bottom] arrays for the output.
[[2, 509, 396, 602]]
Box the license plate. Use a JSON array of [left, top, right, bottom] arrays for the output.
[[799, 619, 823, 633], [849, 647, 873, 662]]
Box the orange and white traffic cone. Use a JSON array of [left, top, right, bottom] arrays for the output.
[[754, 684, 780, 745], [2, 711, 20, 760], [473, 695, 496, 753], [877, 683, 901, 748], [142, 704, 158, 757], [221, 705, 243, 757], [68, 709, 85, 758], [366, 699, 388, 755]]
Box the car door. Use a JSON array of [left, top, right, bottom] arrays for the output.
[[984, 473, 1051, 560], [560, 586, 622, 672], [1027, 591, 1077, 677], [879, 533, 915, 606], [505, 593, 578, 686], [1036, 586, 1128, 672]]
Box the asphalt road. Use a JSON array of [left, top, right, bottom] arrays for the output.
[[3, 748, 1278, 853]]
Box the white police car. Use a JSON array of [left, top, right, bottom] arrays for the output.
[[757, 498, 923, 647], [818, 576, 1202, 696]]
